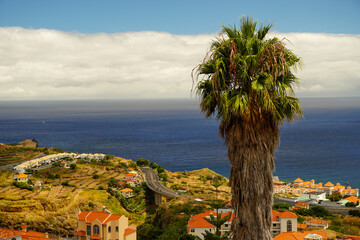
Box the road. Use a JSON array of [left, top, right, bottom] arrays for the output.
[[141, 167, 184, 198]]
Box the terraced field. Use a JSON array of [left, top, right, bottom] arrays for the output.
[[0, 155, 141, 233]]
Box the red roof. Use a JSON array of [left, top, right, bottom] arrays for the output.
[[24, 231, 47, 238], [295, 201, 309, 207], [297, 223, 307, 229], [344, 235, 360, 240], [305, 218, 329, 225], [274, 231, 327, 240], [74, 230, 86, 236], [78, 210, 122, 224], [0, 228, 50, 240], [188, 217, 215, 229], [124, 228, 136, 235], [0, 228, 23, 239], [272, 210, 297, 221]]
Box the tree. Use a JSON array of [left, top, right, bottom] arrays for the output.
[[136, 158, 150, 166], [70, 163, 77, 170], [193, 16, 302, 239]]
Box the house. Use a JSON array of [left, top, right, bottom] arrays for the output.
[[120, 160, 129, 166], [297, 223, 307, 231], [74, 209, 136, 240], [216, 201, 234, 213], [303, 218, 329, 229], [293, 201, 309, 210], [343, 187, 360, 197], [60, 161, 67, 168], [125, 173, 136, 182], [338, 196, 360, 206], [187, 215, 216, 240], [34, 180, 43, 189], [324, 182, 335, 194], [13, 174, 28, 183], [188, 209, 297, 239], [0, 226, 55, 240], [120, 188, 134, 198], [271, 210, 298, 237], [302, 191, 327, 203], [274, 231, 327, 240], [187, 210, 232, 240]]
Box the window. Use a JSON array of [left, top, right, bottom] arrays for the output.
[[287, 220, 292, 232], [116, 226, 119, 232], [87, 225, 91, 236], [93, 225, 100, 235], [190, 229, 195, 233], [108, 226, 111, 233]]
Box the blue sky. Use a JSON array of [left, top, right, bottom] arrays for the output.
[[0, 0, 359, 100], [1, 0, 360, 34]]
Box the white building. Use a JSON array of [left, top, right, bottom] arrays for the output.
[[271, 210, 298, 237]]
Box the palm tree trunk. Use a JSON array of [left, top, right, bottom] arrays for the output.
[[225, 113, 279, 240]]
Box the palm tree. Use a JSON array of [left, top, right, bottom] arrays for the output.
[[193, 16, 302, 239]]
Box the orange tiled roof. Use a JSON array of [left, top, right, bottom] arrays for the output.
[[297, 223, 307, 229], [74, 230, 86, 236], [342, 196, 360, 204], [188, 216, 215, 228], [295, 201, 309, 207], [324, 182, 334, 187], [0, 228, 23, 239], [124, 228, 136, 235], [274, 231, 327, 240], [15, 173, 28, 178], [0, 228, 51, 240], [120, 188, 133, 192], [344, 235, 360, 240], [126, 173, 136, 176], [273, 210, 297, 221], [305, 218, 329, 225], [24, 231, 47, 237], [77, 210, 122, 224], [294, 178, 303, 183]]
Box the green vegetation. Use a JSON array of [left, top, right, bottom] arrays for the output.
[[136, 158, 150, 166], [350, 210, 360, 217], [328, 215, 360, 236], [273, 202, 291, 211], [327, 192, 343, 202], [12, 181, 34, 191], [296, 206, 331, 217], [137, 203, 206, 240]]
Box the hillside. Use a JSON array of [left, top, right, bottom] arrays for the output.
[[0, 143, 231, 234]]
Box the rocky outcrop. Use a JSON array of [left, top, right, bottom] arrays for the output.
[[17, 139, 38, 148]]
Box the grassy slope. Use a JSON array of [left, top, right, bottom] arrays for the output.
[[0, 144, 64, 166], [0, 152, 143, 233], [0, 144, 233, 234]]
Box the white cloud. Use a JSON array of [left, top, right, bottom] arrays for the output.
[[0, 27, 359, 100]]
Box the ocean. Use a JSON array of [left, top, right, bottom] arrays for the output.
[[0, 98, 359, 189]]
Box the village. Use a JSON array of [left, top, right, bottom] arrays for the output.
[[2, 151, 360, 240]]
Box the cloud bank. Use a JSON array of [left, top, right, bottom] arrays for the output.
[[0, 27, 359, 100]]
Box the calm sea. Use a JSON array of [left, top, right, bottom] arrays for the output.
[[0, 98, 359, 189]]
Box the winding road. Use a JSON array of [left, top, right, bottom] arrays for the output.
[[141, 167, 185, 198]]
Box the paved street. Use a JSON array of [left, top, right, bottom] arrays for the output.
[[141, 167, 183, 198]]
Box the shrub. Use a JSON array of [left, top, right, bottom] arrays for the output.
[[349, 210, 360, 217], [93, 174, 99, 179], [62, 181, 70, 186], [136, 158, 150, 166], [12, 181, 34, 191], [345, 202, 357, 207], [70, 163, 77, 170], [98, 185, 104, 190]]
